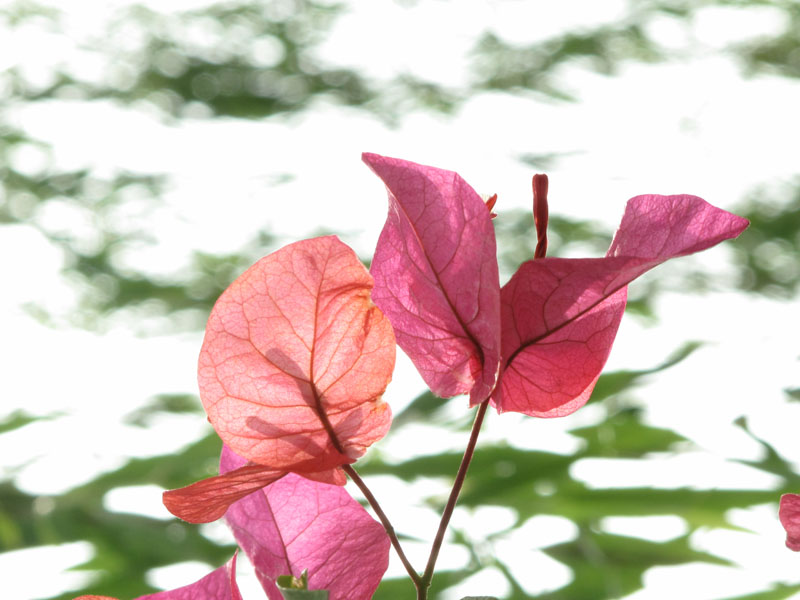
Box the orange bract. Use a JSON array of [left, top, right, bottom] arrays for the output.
[[198, 235, 395, 473]]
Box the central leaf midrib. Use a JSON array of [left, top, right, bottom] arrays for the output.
[[309, 247, 347, 457], [504, 277, 629, 370], [392, 189, 485, 370]]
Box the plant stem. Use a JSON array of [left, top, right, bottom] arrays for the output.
[[343, 463, 421, 586], [417, 399, 490, 599]]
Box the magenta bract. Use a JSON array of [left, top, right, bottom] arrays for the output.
[[494, 193, 749, 416], [221, 446, 390, 600], [780, 493, 800, 551], [139, 553, 241, 600], [367, 154, 749, 418]]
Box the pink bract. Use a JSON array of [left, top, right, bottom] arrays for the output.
[[780, 493, 800, 551], [366, 154, 749, 418], [164, 235, 395, 523], [137, 553, 242, 600], [364, 153, 501, 405], [73, 554, 242, 600], [221, 446, 390, 600], [198, 235, 395, 470], [494, 194, 749, 416]]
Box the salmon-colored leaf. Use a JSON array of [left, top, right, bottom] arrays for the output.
[[221, 446, 389, 600], [163, 464, 286, 523], [198, 235, 395, 473], [780, 494, 800, 551], [495, 195, 748, 416], [364, 153, 501, 404]]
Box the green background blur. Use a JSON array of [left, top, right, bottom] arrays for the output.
[[1, 1, 799, 599]]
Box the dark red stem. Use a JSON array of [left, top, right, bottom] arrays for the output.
[[417, 399, 490, 599], [533, 174, 549, 259], [343, 464, 421, 586]]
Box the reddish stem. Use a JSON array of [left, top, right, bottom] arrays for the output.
[[533, 174, 549, 259], [343, 464, 421, 586], [417, 399, 490, 599]]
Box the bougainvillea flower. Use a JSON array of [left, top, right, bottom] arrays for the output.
[[72, 553, 242, 600], [364, 153, 501, 405], [221, 446, 390, 600], [366, 153, 749, 418], [164, 236, 395, 522], [780, 493, 800, 551]]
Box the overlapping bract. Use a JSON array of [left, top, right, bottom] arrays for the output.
[[366, 153, 749, 417], [221, 446, 390, 600], [164, 235, 395, 523], [780, 493, 800, 551]]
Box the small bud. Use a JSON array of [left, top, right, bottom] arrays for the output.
[[484, 193, 498, 219]]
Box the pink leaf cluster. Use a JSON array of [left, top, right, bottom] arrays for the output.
[[780, 493, 800, 551], [132, 153, 749, 600], [365, 153, 749, 417]]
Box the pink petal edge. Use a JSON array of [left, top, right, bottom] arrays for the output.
[[780, 493, 800, 551], [136, 552, 242, 600]]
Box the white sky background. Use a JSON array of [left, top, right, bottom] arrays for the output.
[[1, 1, 799, 599]]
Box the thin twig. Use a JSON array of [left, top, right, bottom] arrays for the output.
[[418, 399, 490, 598], [343, 463, 421, 586]]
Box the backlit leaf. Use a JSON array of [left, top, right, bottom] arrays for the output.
[[165, 236, 395, 522], [199, 235, 395, 470], [364, 153, 501, 405], [494, 195, 749, 416], [163, 464, 285, 524]]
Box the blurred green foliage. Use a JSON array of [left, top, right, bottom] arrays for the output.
[[2, 1, 799, 599], [2, 0, 799, 329], [732, 179, 800, 297]]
